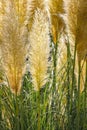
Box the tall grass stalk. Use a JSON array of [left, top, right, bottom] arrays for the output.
[[76, 61, 81, 130], [66, 41, 71, 130], [37, 90, 40, 130], [84, 61, 87, 129], [71, 43, 76, 111], [15, 94, 19, 130], [50, 40, 58, 129], [53, 41, 58, 89]]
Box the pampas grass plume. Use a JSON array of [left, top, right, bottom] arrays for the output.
[[64, 0, 87, 92], [64, 0, 87, 61], [48, 0, 65, 43], [29, 8, 50, 91], [0, 0, 28, 94], [26, 0, 48, 32], [13, 0, 27, 24]]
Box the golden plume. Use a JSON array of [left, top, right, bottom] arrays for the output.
[[76, 0, 87, 61], [64, 0, 87, 92], [76, 0, 87, 92], [64, 0, 87, 60], [26, 0, 48, 32], [0, 0, 28, 94], [0, 0, 6, 41], [0, 1, 6, 83], [13, 0, 27, 25], [63, 0, 78, 54], [29, 8, 50, 91], [48, 0, 65, 43]]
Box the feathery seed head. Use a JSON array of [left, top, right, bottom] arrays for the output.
[[29, 8, 50, 91], [13, 0, 27, 25], [64, 0, 87, 61], [63, 0, 78, 54], [48, 0, 65, 43], [76, 0, 87, 61], [26, 0, 49, 32], [1, 0, 28, 94], [64, 0, 87, 92], [0, 0, 6, 42]]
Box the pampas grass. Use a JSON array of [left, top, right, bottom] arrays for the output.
[[63, 0, 78, 55], [64, 0, 87, 61], [26, 0, 49, 32], [13, 0, 27, 24], [76, 0, 87, 61], [0, 0, 5, 41], [64, 0, 87, 92], [64, 1, 87, 129], [0, 1, 87, 130], [29, 8, 50, 91], [48, 0, 65, 44], [28, 8, 50, 130], [0, 0, 28, 94]]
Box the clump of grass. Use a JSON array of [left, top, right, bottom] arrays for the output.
[[0, 1, 87, 130]]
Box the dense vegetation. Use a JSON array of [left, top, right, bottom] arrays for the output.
[[0, 0, 87, 130]]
